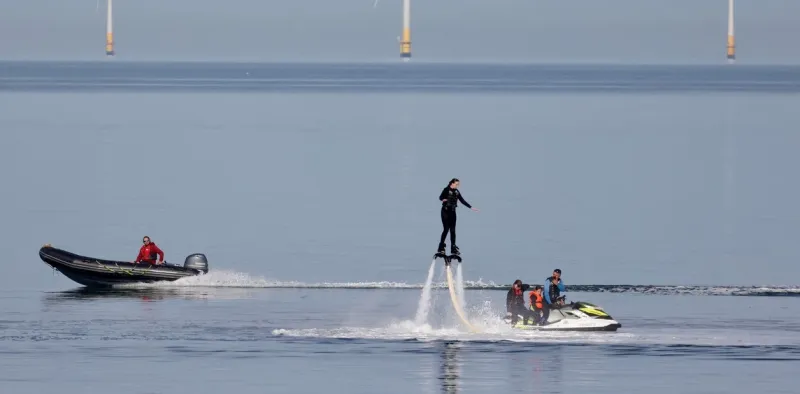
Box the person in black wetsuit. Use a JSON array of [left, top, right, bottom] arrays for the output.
[[437, 178, 479, 255], [506, 279, 536, 325]]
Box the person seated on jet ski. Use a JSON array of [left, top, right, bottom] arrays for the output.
[[506, 279, 536, 325], [133, 236, 165, 265], [529, 285, 546, 325], [540, 269, 566, 324]]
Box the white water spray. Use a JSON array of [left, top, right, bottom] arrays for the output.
[[414, 259, 437, 325], [455, 263, 467, 313]]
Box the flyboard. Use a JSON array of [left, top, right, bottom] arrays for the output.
[[434, 252, 479, 333]]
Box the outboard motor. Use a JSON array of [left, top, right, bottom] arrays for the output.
[[184, 253, 209, 274]]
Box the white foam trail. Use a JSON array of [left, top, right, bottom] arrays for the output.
[[108, 269, 800, 297], [111, 269, 500, 290], [272, 321, 791, 347], [414, 260, 437, 325], [274, 296, 790, 346], [273, 298, 584, 341], [273, 294, 800, 348]]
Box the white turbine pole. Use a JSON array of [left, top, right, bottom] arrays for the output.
[[400, 0, 411, 60], [726, 0, 735, 62], [106, 0, 115, 56]]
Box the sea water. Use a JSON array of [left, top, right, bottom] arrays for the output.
[[2, 62, 800, 394]]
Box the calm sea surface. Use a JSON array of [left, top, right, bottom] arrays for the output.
[[1, 61, 799, 393]]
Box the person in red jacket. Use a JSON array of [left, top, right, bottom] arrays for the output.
[[134, 235, 164, 265]]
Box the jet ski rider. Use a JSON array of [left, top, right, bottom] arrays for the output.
[[506, 279, 536, 325], [529, 285, 545, 325], [134, 235, 165, 265], [540, 268, 565, 324]]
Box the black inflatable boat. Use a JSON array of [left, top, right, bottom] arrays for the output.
[[38, 244, 209, 288]]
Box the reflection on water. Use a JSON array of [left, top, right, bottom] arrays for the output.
[[431, 341, 567, 394], [440, 341, 461, 393], [532, 350, 563, 394], [498, 343, 565, 394], [41, 286, 261, 304]]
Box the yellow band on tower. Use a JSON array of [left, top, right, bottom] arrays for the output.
[[726, 35, 735, 56], [400, 28, 411, 55]]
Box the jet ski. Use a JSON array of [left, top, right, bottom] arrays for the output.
[[38, 244, 209, 288], [504, 296, 621, 332]]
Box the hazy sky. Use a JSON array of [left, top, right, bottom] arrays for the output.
[[1, 0, 798, 64]]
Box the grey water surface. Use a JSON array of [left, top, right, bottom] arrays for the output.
[[1, 61, 799, 393]]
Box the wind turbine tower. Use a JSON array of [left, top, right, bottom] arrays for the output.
[[106, 0, 115, 57], [726, 0, 735, 62], [400, 0, 411, 60]]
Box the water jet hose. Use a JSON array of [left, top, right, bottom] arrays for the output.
[[445, 264, 479, 333]]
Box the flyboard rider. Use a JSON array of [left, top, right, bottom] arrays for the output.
[[436, 178, 479, 256]]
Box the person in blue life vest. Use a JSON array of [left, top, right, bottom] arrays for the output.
[[539, 269, 565, 324]]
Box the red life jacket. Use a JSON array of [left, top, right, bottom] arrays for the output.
[[136, 242, 164, 263]]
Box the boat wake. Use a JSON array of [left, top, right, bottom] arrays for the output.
[[110, 269, 490, 289], [271, 302, 797, 350], [270, 323, 800, 361], [272, 262, 798, 349], [270, 308, 796, 350], [40, 267, 800, 353], [111, 269, 800, 297]]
